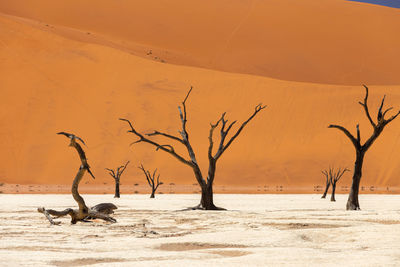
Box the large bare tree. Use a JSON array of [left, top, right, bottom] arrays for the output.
[[106, 161, 130, 198], [38, 132, 117, 224], [138, 164, 163, 198], [329, 85, 399, 210], [120, 87, 266, 210]]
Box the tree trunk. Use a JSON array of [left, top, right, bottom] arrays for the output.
[[150, 186, 155, 198], [347, 152, 364, 210], [71, 165, 89, 215], [330, 183, 336, 202], [200, 183, 217, 210], [321, 183, 330, 199], [114, 180, 120, 198]]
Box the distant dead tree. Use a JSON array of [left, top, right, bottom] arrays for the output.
[[321, 167, 349, 201], [329, 85, 400, 210], [38, 132, 117, 224], [106, 161, 130, 198], [321, 169, 331, 199], [120, 87, 266, 210], [329, 167, 349, 202], [138, 164, 163, 198]]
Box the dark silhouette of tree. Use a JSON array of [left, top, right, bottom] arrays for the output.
[[321, 169, 331, 199], [38, 132, 117, 224], [329, 85, 400, 210], [138, 164, 163, 198], [329, 167, 349, 202], [321, 167, 349, 201], [120, 87, 266, 210], [106, 161, 130, 198]]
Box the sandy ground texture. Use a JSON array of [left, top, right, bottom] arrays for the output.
[[0, 194, 399, 266]]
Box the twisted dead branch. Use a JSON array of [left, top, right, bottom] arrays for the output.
[[38, 132, 117, 224]]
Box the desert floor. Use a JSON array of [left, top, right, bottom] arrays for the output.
[[0, 194, 399, 266]]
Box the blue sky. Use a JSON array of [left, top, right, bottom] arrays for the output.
[[347, 0, 400, 8]]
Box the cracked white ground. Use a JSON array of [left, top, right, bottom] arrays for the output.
[[0, 194, 399, 266]]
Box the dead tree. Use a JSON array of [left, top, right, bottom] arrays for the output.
[[38, 132, 117, 224], [106, 161, 130, 198], [329, 85, 400, 210], [120, 87, 266, 210], [330, 167, 349, 202], [321, 170, 331, 199], [138, 164, 163, 198]]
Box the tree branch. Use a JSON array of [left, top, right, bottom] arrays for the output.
[[335, 168, 349, 182], [215, 104, 266, 160], [359, 85, 376, 128], [105, 168, 116, 178], [120, 118, 193, 167], [208, 115, 224, 161], [328, 124, 360, 149], [146, 131, 184, 144]]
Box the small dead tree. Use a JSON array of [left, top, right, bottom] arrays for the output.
[[120, 87, 265, 210], [106, 161, 130, 198], [330, 167, 349, 202], [321, 169, 331, 199], [329, 85, 400, 210], [38, 132, 117, 224], [138, 164, 163, 198]]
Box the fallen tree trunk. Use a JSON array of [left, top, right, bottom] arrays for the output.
[[38, 132, 117, 225]]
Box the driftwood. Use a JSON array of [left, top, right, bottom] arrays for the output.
[[120, 87, 266, 210], [329, 85, 400, 210], [38, 132, 117, 224], [138, 164, 163, 198], [106, 161, 130, 198]]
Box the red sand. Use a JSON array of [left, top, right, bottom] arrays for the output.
[[1, 0, 400, 85], [1, 1, 400, 193]]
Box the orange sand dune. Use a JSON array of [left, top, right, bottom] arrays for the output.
[[1, 13, 400, 192], [0, 0, 400, 85]]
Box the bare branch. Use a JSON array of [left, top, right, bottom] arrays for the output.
[[183, 86, 193, 106], [138, 164, 152, 187], [156, 144, 175, 152], [208, 114, 224, 160], [328, 124, 360, 149], [105, 168, 116, 178], [117, 161, 130, 178], [377, 95, 386, 122], [215, 104, 266, 159], [146, 131, 184, 144], [382, 107, 394, 118], [335, 168, 349, 182], [385, 110, 400, 125], [120, 118, 193, 167], [178, 86, 193, 139], [37, 207, 61, 225], [359, 85, 376, 128]]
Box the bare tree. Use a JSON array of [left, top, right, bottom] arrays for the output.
[[38, 132, 117, 224], [321, 169, 331, 199], [106, 161, 130, 198], [120, 87, 266, 210], [138, 164, 163, 198], [330, 167, 349, 202], [329, 85, 400, 210]]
